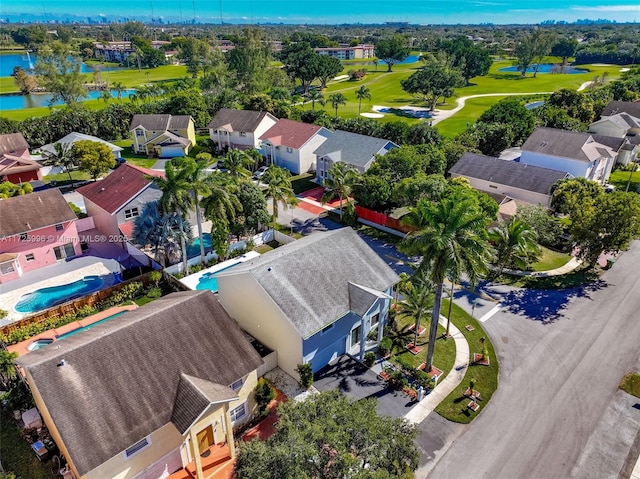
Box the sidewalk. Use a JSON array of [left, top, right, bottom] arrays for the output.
[[404, 315, 470, 424], [501, 256, 582, 278]]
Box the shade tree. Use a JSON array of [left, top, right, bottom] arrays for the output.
[[374, 35, 411, 72]]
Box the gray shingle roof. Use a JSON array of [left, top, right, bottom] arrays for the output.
[[168, 115, 193, 130], [217, 228, 400, 338], [521, 127, 598, 162], [449, 153, 569, 195], [17, 290, 263, 476], [601, 100, 640, 119], [207, 109, 278, 132], [348, 282, 390, 317], [313, 130, 397, 170], [590, 134, 626, 151], [130, 114, 171, 131], [0, 189, 77, 238]]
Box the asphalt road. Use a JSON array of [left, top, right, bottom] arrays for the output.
[[426, 240, 640, 479]]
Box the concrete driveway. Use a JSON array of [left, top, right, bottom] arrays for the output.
[[424, 240, 640, 479]]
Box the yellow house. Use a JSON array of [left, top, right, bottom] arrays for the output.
[[130, 114, 196, 158], [17, 290, 263, 479]]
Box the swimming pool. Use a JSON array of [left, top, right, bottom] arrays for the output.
[[56, 311, 128, 340], [15, 275, 108, 313], [187, 233, 212, 258], [195, 263, 243, 293], [498, 64, 589, 74]]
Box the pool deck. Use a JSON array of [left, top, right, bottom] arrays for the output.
[[179, 251, 261, 291], [7, 304, 138, 357]]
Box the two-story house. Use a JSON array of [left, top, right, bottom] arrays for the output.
[[0, 132, 42, 184], [588, 102, 640, 167], [259, 119, 331, 174], [217, 227, 399, 380], [0, 189, 81, 284], [17, 290, 264, 479], [520, 127, 616, 184], [130, 115, 196, 158], [207, 109, 278, 152]]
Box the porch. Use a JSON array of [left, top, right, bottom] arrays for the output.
[[167, 444, 234, 479]]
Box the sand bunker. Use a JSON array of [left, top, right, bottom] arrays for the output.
[[360, 112, 384, 118]]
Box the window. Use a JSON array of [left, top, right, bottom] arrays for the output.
[[239, 131, 247, 137], [55, 223, 63, 231], [230, 403, 247, 423], [369, 313, 380, 329], [489, 185, 498, 189], [124, 207, 139, 219], [123, 436, 151, 460], [321, 323, 334, 334], [53, 243, 76, 261], [19, 233, 28, 241], [286, 147, 293, 153], [25, 253, 35, 262], [0, 262, 15, 275], [135, 129, 145, 137], [229, 377, 245, 392]]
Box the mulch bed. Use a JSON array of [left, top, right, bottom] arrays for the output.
[[473, 353, 490, 366], [417, 364, 444, 379], [408, 324, 426, 335], [406, 342, 424, 355]]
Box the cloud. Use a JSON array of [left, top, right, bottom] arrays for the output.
[[570, 5, 640, 12]]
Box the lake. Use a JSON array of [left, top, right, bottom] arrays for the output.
[[346, 55, 421, 67], [0, 89, 136, 111], [498, 63, 589, 74], [0, 52, 123, 77]]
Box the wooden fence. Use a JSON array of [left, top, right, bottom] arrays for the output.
[[355, 206, 416, 234]]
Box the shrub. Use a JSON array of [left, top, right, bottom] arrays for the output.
[[149, 270, 162, 286], [413, 369, 436, 391], [296, 363, 314, 388], [389, 370, 408, 390], [0, 309, 7, 320], [254, 378, 277, 416], [146, 287, 162, 299], [396, 355, 414, 373], [364, 351, 376, 367], [379, 337, 392, 356]]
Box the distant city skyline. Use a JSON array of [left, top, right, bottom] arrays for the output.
[[1, 0, 639, 25]]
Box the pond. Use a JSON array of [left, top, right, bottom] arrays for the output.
[[0, 89, 136, 111], [0, 52, 124, 77], [346, 55, 421, 67], [498, 63, 589, 74]]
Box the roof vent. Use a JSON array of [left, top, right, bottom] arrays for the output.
[[57, 359, 66, 367], [101, 187, 105, 191], [267, 267, 272, 272]]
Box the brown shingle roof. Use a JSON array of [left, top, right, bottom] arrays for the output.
[[0, 132, 29, 155], [168, 115, 193, 130], [76, 164, 163, 215], [0, 189, 76, 238], [17, 290, 263, 477], [130, 114, 171, 131], [208, 109, 278, 132], [259, 119, 324, 150]]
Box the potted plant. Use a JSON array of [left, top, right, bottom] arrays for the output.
[[364, 351, 376, 367]]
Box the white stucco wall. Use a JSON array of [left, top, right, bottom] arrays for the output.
[[520, 151, 591, 179], [453, 175, 553, 206]]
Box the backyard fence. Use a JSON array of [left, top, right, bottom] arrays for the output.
[[355, 206, 414, 235], [257, 350, 278, 378], [74, 216, 95, 232]]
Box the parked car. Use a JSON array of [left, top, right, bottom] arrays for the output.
[[253, 166, 269, 180]]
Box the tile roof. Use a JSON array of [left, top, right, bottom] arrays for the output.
[[259, 119, 324, 150], [313, 130, 397, 169], [0, 155, 41, 175], [601, 100, 640, 119], [218, 227, 399, 338], [17, 290, 263, 477], [208, 109, 278, 132], [0, 189, 77, 238], [76, 164, 163, 215], [449, 153, 569, 195], [521, 127, 612, 162], [0, 132, 29, 155]]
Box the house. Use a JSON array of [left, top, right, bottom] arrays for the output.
[[76, 164, 164, 240], [208, 109, 279, 152], [259, 119, 330, 174], [0, 132, 42, 183], [520, 127, 616, 184], [217, 227, 399, 379], [314, 44, 375, 60], [130, 114, 196, 158], [588, 109, 640, 166], [600, 100, 640, 119], [449, 152, 570, 207], [313, 130, 398, 182], [38, 132, 124, 160], [94, 40, 170, 63], [16, 290, 264, 479], [0, 189, 81, 284]]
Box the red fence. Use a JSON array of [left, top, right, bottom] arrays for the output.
[[355, 206, 415, 234]]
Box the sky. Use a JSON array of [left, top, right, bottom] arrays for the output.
[[2, 0, 639, 24]]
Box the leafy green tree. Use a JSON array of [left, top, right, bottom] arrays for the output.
[[545, 89, 595, 124], [227, 27, 272, 95], [489, 219, 541, 275], [328, 92, 347, 117], [514, 204, 564, 247], [551, 37, 578, 66], [476, 97, 535, 146], [12, 66, 38, 94], [281, 42, 321, 94], [316, 54, 343, 89], [375, 35, 411, 72], [551, 177, 603, 215], [354, 85, 372, 114], [471, 122, 515, 157], [321, 161, 360, 221], [41, 141, 78, 186], [234, 390, 419, 479], [72, 140, 116, 181], [232, 180, 270, 237], [176, 37, 211, 78], [164, 89, 210, 128], [0, 181, 33, 198], [515, 30, 554, 77], [400, 192, 493, 372], [351, 175, 392, 211], [263, 166, 296, 229], [201, 172, 242, 249], [222, 149, 253, 179], [111, 81, 127, 102], [393, 173, 448, 207], [440, 36, 492, 84], [401, 59, 465, 111], [11, 25, 49, 50], [35, 41, 87, 106]]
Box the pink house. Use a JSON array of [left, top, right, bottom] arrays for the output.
[[0, 132, 42, 184], [0, 189, 81, 284]]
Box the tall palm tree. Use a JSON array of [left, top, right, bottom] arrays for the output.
[[396, 273, 434, 347], [112, 81, 126, 102], [262, 166, 297, 230], [328, 93, 347, 117], [201, 172, 242, 232], [307, 90, 325, 110], [489, 219, 541, 276], [147, 161, 194, 274], [399, 193, 493, 372], [355, 85, 372, 114], [244, 147, 263, 173], [321, 161, 359, 221], [41, 142, 77, 186], [222, 149, 253, 179]]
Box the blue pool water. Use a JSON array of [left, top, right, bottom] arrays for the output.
[[56, 311, 127, 340], [195, 263, 242, 293], [187, 233, 212, 258], [525, 101, 545, 110], [15, 276, 106, 313], [498, 64, 589, 74]]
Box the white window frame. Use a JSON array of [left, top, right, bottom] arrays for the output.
[[124, 207, 139, 219], [286, 146, 293, 153], [55, 223, 64, 231], [229, 376, 245, 392], [25, 253, 35, 262], [0, 262, 16, 275], [123, 436, 151, 460], [239, 131, 247, 137], [369, 313, 380, 330], [135, 129, 145, 137], [230, 402, 247, 423]]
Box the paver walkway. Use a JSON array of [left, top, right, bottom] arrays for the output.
[[501, 256, 582, 277]]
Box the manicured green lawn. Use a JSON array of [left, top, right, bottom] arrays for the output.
[[0, 410, 51, 479], [112, 139, 158, 169], [43, 170, 91, 185], [619, 372, 640, 398], [0, 76, 19, 93], [532, 246, 572, 272], [436, 95, 509, 138], [434, 300, 499, 423], [290, 172, 319, 194], [608, 168, 640, 193]]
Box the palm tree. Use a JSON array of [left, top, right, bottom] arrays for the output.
[[321, 161, 359, 221], [201, 172, 242, 231], [112, 81, 126, 102], [262, 166, 297, 230], [399, 193, 493, 373], [489, 219, 541, 276], [222, 149, 253, 179], [41, 142, 77, 187], [147, 160, 194, 274], [307, 90, 325, 110], [244, 147, 263, 173], [100, 89, 111, 105], [396, 273, 434, 347], [328, 93, 347, 117], [355, 85, 372, 114], [128, 93, 139, 105], [0, 350, 18, 389]]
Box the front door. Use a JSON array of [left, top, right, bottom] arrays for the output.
[[196, 426, 214, 455], [350, 325, 361, 350]]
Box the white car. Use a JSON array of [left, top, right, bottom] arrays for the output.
[[253, 166, 268, 180]]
